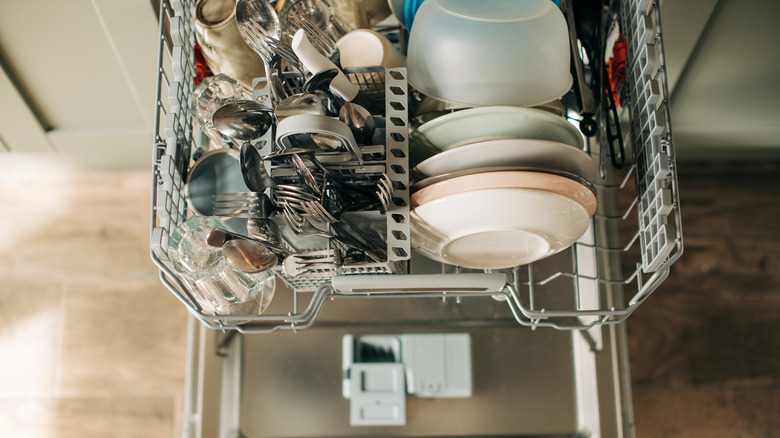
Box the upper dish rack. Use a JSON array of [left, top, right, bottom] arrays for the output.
[[150, 0, 682, 333]]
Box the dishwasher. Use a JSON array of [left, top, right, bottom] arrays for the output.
[[150, 0, 683, 436]]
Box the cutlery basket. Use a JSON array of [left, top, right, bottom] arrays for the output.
[[150, 0, 683, 333]]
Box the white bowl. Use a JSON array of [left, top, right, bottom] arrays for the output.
[[406, 0, 572, 107], [411, 188, 591, 269]]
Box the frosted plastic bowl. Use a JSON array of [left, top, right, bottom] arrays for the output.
[[411, 188, 591, 269], [406, 0, 572, 107]]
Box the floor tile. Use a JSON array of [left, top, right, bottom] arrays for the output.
[[0, 169, 158, 285], [0, 397, 175, 438], [0, 281, 63, 397], [58, 283, 188, 397], [632, 386, 780, 438]]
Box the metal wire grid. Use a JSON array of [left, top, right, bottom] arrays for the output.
[[149, 0, 683, 332], [246, 66, 412, 294]]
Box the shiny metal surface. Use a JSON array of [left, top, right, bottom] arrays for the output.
[[239, 325, 577, 437], [186, 267, 632, 438]]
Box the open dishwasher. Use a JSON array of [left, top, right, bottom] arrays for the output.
[[150, 0, 683, 436]]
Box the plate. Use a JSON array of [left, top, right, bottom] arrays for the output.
[[410, 164, 593, 192], [411, 188, 591, 269], [409, 106, 584, 166], [410, 171, 597, 216], [414, 138, 597, 182]]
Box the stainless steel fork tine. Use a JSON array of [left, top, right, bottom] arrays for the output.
[[289, 153, 323, 193], [304, 201, 334, 224], [376, 190, 390, 212], [273, 189, 319, 201], [299, 201, 324, 223], [308, 200, 337, 223], [380, 174, 394, 197], [265, 38, 301, 67], [241, 25, 274, 64], [290, 16, 327, 55], [280, 200, 304, 233], [275, 184, 320, 195], [212, 198, 261, 206], [291, 15, 338, 59], [212, 192, 265, 218]]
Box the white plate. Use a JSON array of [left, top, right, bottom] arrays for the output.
[[411, 188, 591, 269], [414, 138, 597, 182], [409, 106, 583, 165]]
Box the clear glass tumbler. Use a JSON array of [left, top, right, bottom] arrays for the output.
[[168, 216, 276, 319]]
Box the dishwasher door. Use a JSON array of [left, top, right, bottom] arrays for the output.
[[183, 256, 634, 438]]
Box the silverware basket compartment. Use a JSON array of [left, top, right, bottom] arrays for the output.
[[150, 0, 683, 333]]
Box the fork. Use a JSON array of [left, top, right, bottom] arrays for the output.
[[264, 37, 306, 78], [288, 15, 340, 64], [298, 200, 387, 261], [280, 200, 384, 261], [212, 192, 268, 219], [281, 249, 340, 278], [212, 192, 281, 246]]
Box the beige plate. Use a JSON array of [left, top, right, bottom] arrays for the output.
[[410, 170, 597, 217]]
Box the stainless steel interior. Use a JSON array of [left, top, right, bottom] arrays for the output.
[[183, 249, 634, 438]]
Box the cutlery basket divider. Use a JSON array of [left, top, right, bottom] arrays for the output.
[[150, 0, 683, 333]]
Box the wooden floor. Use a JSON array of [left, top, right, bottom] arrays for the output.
[[0, 162, 188, 437], [0, 160, 778, 437], [627, 162, 780, 437]]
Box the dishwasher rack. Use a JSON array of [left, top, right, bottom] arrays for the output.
[[150, 0, 683, 333]]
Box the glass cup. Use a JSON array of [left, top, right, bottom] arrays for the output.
[[278, 0, 353, 44], [168, 216, 276, 319], [190, 73, 252, 148]]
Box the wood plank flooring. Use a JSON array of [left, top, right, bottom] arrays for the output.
[[0, 160, 778, 437], [627, 162, 780, 437], [0, 163, 188, 437]]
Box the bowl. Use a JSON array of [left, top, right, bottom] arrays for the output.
[[406, 0, 572, 107], [336, 29, 406, 69], [411, 188, 591, 269], [410, 170, 597, 216]]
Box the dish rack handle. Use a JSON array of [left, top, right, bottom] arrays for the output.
[[332, 274, 507, 294]]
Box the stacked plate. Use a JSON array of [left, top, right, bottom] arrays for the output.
[[409, 106, 597, 269]]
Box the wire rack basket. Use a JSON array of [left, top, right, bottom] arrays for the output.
[[150, 0, 682, 333]]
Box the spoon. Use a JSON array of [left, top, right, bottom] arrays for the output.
[[222, 239, 278, 273], [206, 227, 287, 260], [235, 0, 300, 102], [212, 101, 274, 141], [274, 92, 336, 121], [339, 102, 375, 145], [240, 142, 277, 192]]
